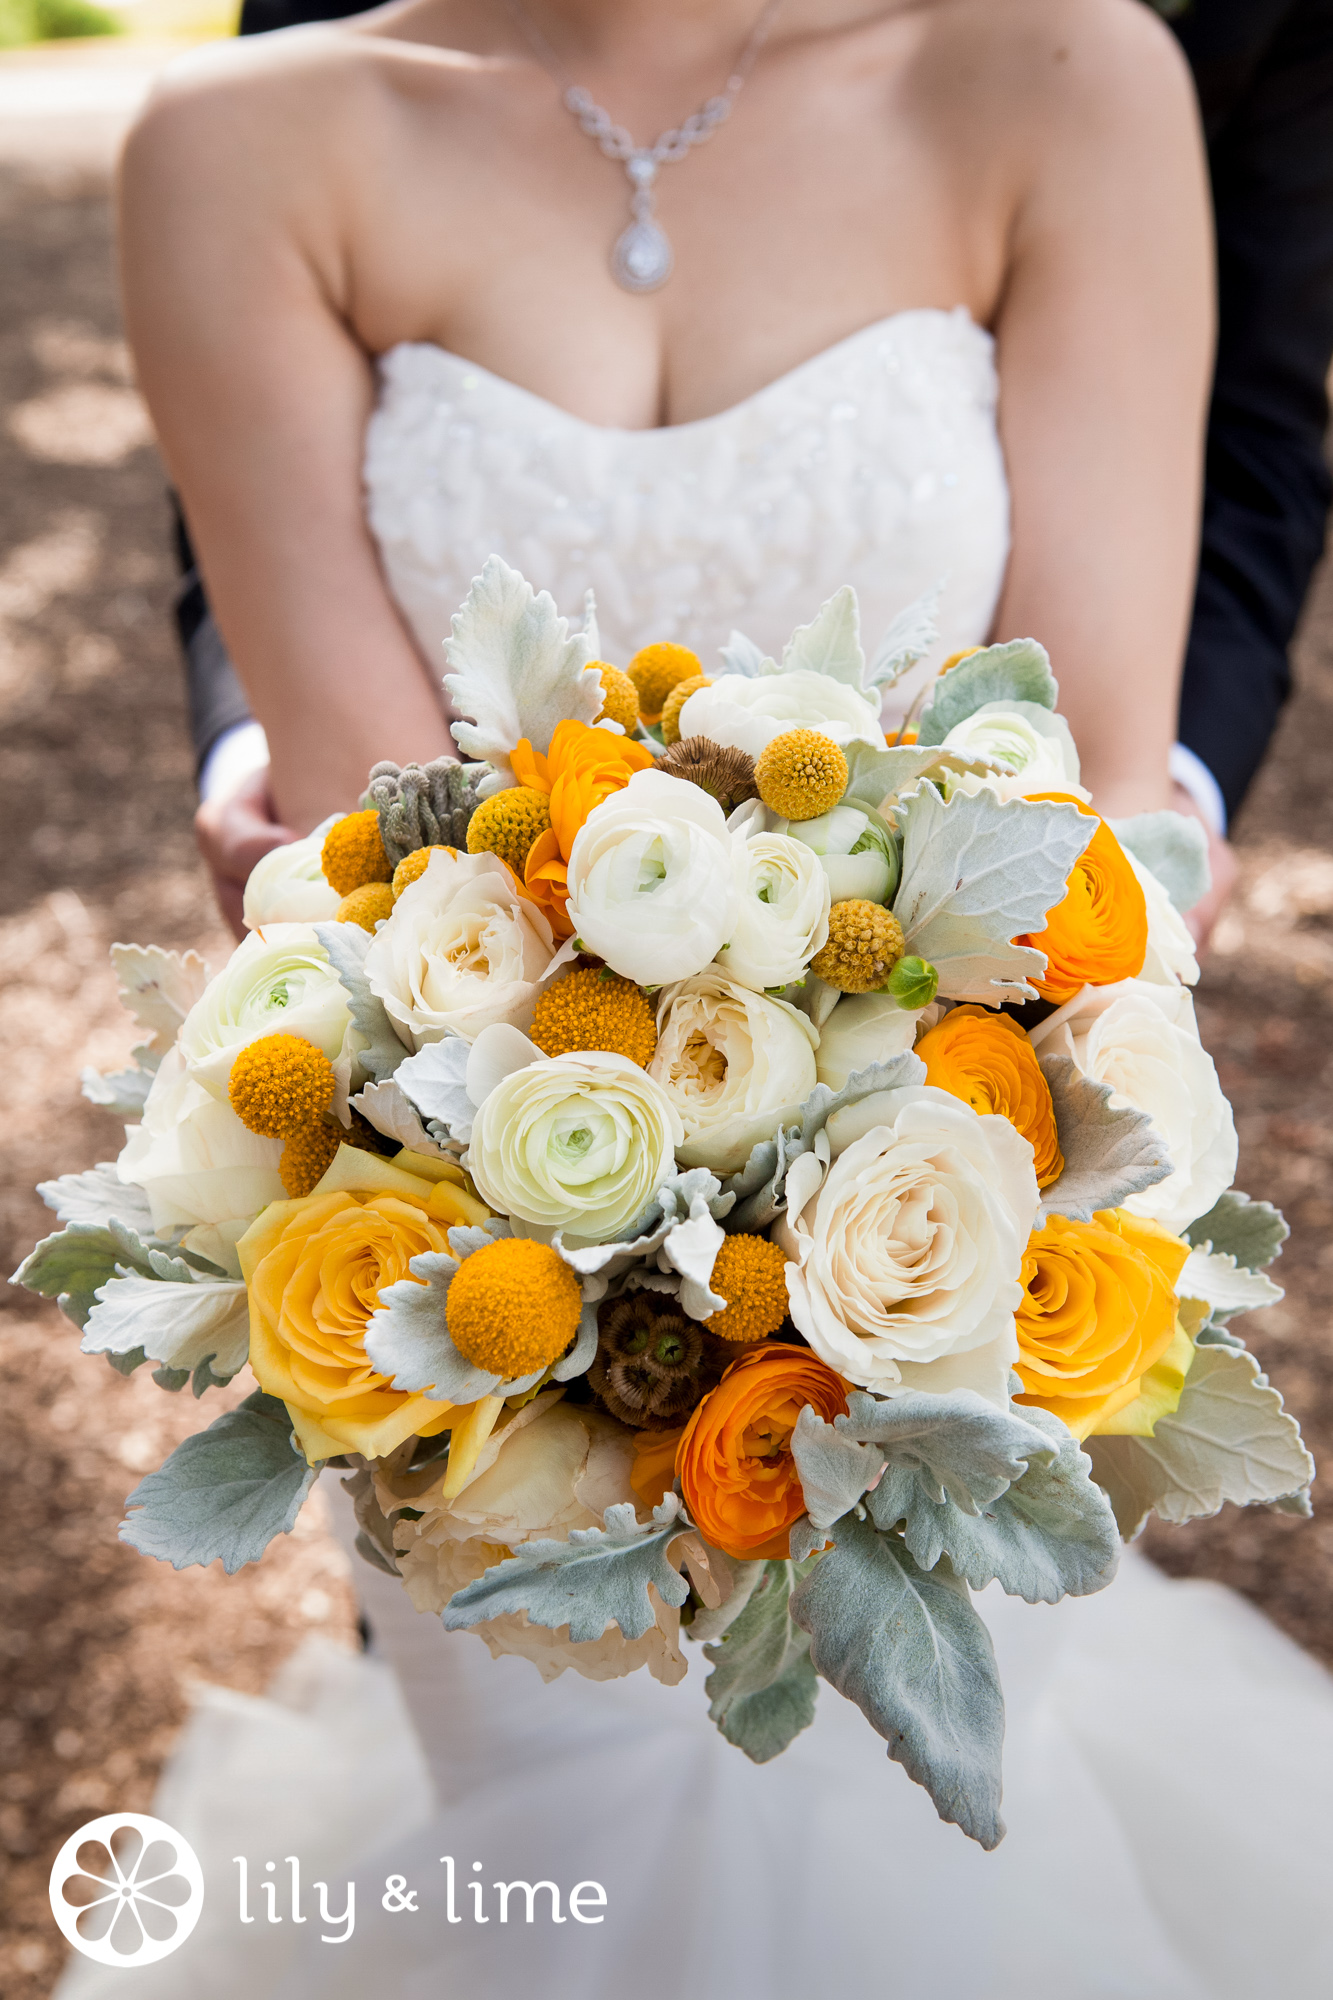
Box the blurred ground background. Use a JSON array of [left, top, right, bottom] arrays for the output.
[[1, 41, 1332, 2000]]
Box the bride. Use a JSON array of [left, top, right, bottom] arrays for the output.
[[91, 3, 1331, 1998]]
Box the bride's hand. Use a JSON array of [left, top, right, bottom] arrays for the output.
[[195, 765, 294, 940]]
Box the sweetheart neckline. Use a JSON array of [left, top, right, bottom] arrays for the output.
[[375, 305, 991, 440]]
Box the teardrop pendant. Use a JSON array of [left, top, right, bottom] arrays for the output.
[[611, 217, 674, 294]]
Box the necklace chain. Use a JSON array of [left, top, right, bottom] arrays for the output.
[[505, 0, 785, 292]]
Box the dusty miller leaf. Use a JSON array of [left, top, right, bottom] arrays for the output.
[[82, 1271, 250, 1381], [442, 1497, 691, 1643], [1037, 1055, 1173, 1223], [779, 585, 866, 687], [791, 1512, 1005, 1848], [719, 1053, 924, 1231], [892, 787, 1091, 1003], [37, 1164, 154, 1232], [349, 1078, 448, 1158], [839, 1389, 1056, 1514], [120, 1390, 318, 1573], [392, 1036, 474, 1139], [1111, 810, 1210, 914], [313, 920, 406, 1082], [718, 630, 771, 678], [109, 943, 209, 1058], [1177, 1246, 1284, 1318], [1185, 1190, 1288, 1272], [80, 1059, 155, 1117], [443, 555, 602, 772], [703, 1560, 818, 1762], [916, 638, 1057, 745], [865, 582, 942, 689]]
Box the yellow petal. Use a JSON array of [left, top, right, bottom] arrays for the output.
[[441, 1395, 506, 1500], [1092, 1321, 1196, 1437]]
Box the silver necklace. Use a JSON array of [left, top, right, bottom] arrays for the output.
[[506, 0, 785, 293]]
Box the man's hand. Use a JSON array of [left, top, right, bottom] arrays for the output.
[[195, 764, 294, 938]]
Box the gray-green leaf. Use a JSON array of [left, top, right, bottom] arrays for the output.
[[1037, 1055, 1172, 1223], [719, 1053, 924, 1231], [703, 1560, 818, 1762], [441, 1498, 691, 1643], [37, 1164, 154, 1232], [791, 1512, 1005, 1848], [1185, 1189, 1288, 1272], [314, 920, 407, 1082], [916, 638, 1057, 745], [779, 585, 865, 686], [120, 1390, 318, 1573], [1111, 810, 1210, 914]]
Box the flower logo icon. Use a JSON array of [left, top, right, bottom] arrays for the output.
[[49, 1813, 204, 1966]]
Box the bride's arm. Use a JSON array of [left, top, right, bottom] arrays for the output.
[[118, 44, 453, 838], [984, 2, 1214, 821]]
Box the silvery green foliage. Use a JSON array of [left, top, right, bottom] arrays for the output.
[[443, 555, 603, 775], [1112, 810, 1211, 914], [1087, 1345, 1315, 1540], [718, 629, 771, 678], [893, 787, 1092, 1003], [349, 1078, 447, 1159], [791, 1512, 1006, 1848], [686, 1558, 767, 1643], [80, 1058, 156, 1117], [1177, 1246, 1284, 1319], [842, 741, 993, 814], [915, 637, 1058, 745], [720, 1053, 925, 1231], [703, 1561, 818, 1762], [1037, 1054, 1173, 1223], [313, 921, 406, 1083], [121, 1391, 318, 1572], [1186, 1190, 1288, 1271], [865, 582, 942, 690], [557, 1167, 733, 1318], [393, 1036, 473, 1140], [442, 1497, 691, 1643], [37, 1164, 153, 1231], [12, 1216, 220, 1332], [779, 585, 865, 687], [82, 1270, 250, 1385], [80, 944, 209, 1115]]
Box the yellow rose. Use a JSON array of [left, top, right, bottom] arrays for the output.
[[1013, 1208, 1190, 1439], [238, 1145, 490, 1463]]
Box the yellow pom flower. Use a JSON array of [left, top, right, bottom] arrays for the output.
[[336, 882, 395, 931], [627, 641, 704, 723], [392, 845, 457, 898], [529, 967, 658, 1067], [229, 1032, 337, 1139], [321, 810, 392, 896], [704, 1236, 790, 1343], [754, 729, 849, 821], [447, 1238, 583, 1378], [594, 662, 641, 734], [660, 674, 711, 746], [279, 1119, 342, 1198], [810, 900, 906, 993], [466, 787, 553, 877]]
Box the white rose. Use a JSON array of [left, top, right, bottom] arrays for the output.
[[117, 1045, 284, 1262], [1125, 850, 1200, 986], [649, 970, 818, 1175], [716, 834, 830, 992], [364, 850, 567, 1050], [678, 669, 883, 760], [940, 701, 1089, 803], [814, 991, 922, 1091], [1029, 979, 1236, 1233], [565, 768, 740, 984], [176, 923, 354, 1090], [787, 804, 897, 903], [241, 823, 341, 930], [776, 1084, 1039, 1404], [467, 1051, 682, 1243]]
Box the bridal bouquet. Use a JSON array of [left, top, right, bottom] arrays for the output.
[[16, 559, 1313, 1848]]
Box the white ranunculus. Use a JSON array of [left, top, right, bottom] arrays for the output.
[[814, 991, 923, 1091], [242, 824, 341, 930], [776, 1083, 1039, 1404], [716, 833, 830, 992], [364, 850, 567, 1050], [649, 971, 819, 1175], [1125, 850, 1200, 986], [176, 923, 355, 1090], [1028, 979, 1236, 1233], [565, 768, 740, 984], [117, 1045, 284, 1266], [467, 1050, 682, 1243], [787, 804, 897, 903], [940, 700, 1089, 803], [678, 669, 883, 760]]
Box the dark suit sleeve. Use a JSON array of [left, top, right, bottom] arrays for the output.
[[1173, 0, 1333, 819]]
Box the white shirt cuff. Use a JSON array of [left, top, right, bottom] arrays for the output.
[[199, 720, 270, 803], [1169, 742, 1226, 839]]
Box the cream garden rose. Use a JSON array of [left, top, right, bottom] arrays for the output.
[[1029, 978, 1236, 1233], [241, 825, 341, 929], [176, 923, 355, 1090], [649, 970, 819, 1175], [940, 700, 1089, 803], [716, 833, 830, 992], [365, 849, 569, 1049], [467, 1050, 682, 1242], [678, 669, 883, 760], [776, 1083, 1040, 1404], [564, 768, 740, 984]]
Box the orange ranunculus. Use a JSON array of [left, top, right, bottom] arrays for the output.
[[676, 1345, 849, 1560], [512, 720, 655, 937], [916, 1004, 1064, 1187], [1013, 1208, 1190, 1439], [1015, 793, 1147, 1003]]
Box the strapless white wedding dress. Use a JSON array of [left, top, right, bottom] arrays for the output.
[[58, 310, 1333, 2000]]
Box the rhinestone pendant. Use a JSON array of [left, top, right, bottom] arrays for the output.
[[611, 217, 674, 294]]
